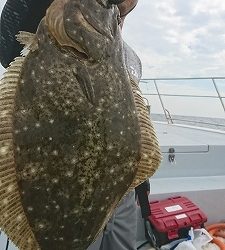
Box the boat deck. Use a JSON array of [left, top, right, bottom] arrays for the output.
[[136, 121, 225, 246], [148, 121, 225, 195], [155, 121, 225, 147], [151, 121, 225, 193]]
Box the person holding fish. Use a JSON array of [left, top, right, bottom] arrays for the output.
[[0, 0, 160, 250]]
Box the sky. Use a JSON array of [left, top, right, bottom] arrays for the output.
[[1, 0, 225, 78], [123, 0, 225, 78], [0, 0, 225, 119]]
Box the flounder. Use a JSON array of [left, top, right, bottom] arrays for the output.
[[0, 0, 161, 249]]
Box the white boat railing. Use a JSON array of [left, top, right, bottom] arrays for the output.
[[0, 230, 10, 250], [140, 77, 225, 129]]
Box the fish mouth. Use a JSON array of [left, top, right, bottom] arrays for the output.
[[46, 0, 118, 59], [77, 1, 116, 40], [80, 9, 104, 36]]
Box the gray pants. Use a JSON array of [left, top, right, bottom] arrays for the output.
[[87, 191, 137, 250]]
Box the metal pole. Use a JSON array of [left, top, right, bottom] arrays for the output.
[[153, 80, 170, 123], [5, 238, 9, 250], [212, 78, 225, 113]]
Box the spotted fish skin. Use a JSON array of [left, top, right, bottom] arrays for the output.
[[12, 0, 141, 249]]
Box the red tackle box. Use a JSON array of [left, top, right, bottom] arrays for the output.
[[147, 196, 207, 247]]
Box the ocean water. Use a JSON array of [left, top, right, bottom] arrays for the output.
[[151, 113, 225, 131]]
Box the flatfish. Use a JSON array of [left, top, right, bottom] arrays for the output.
[[0, 0, 161, 249]]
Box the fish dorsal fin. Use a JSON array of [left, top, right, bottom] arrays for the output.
[[128, 79, 162, 190], [16, 31, 38, 55], [0, 57, 40, 250]]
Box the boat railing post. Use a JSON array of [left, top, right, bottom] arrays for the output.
[[211, 78, 225, 113], [153, 79, 171, 123]]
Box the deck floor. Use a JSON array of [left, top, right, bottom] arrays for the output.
[[154, 121, 225, 146]]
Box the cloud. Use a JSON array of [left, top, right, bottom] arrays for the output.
[[123, 0, 225, 78], [0, 0, 225, 118], [193, 0, 225, 15], [1, 0, 225, 78]]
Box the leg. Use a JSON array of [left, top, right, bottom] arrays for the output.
[[100, 190, 137, 250], [87, 233, 103, 250]]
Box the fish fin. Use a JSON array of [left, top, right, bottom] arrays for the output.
[[128, 80, 162, 190], [0, 57, 40, 250], [16, 31, 39, 55]]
